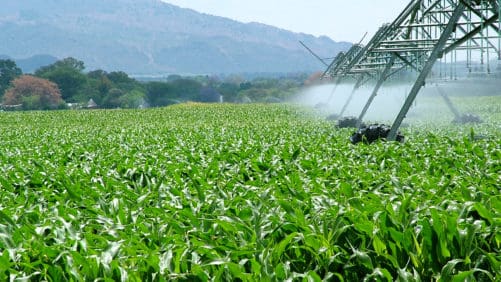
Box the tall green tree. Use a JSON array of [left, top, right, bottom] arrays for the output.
[[170, 79, 202, 101], [145, 82, 176, 107], [101, 88, 124, 108], [106, 71, 137, 91], [35, 57, 87, 102], [0, 59, 22, 97], [83, 69, 144, 108], [217, 82, 239, 102]]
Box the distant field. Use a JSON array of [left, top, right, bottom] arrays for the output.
[[0, 99, 499, 281]]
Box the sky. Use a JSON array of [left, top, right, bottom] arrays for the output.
[[160, 0, 409, 43]]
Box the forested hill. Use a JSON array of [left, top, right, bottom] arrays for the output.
[[0, 0, 351, 75]]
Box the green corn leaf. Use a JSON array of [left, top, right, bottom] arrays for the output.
[[0, 210, 16, 227]]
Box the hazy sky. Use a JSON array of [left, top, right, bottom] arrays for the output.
[[160, 0, 409, 42]]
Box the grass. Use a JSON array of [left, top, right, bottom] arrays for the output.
[[0, 99, 499, 281]]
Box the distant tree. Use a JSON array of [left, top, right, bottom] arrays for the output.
[[41, 57, 85, 72], [102, 88, 124, 108], [238, 88, 269, 102], [107, 71, 137, 91], [82, 69, 144, 108], [106, 71, 132, 83], [118, 89, 145, 108], [3, 75, 64, 110], [145, 81, 176, 107], [217, 82, 239, 102], [223, 74, 245, 85], [166, 74, 182, 82], [72, 81, 102, 106], [75, 69, 110, 104], [97, 75, 113, 96], [0, 59, 22, 97], [87, 69, 108, 80], [239, 82, 252, 91], [35, 57, 87, 102], [198, 86, 221, 103], [170, 79, 202, 101]]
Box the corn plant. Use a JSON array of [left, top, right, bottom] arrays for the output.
[[0, 101, 499, 281]]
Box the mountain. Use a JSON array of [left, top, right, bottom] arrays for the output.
[[0, 0, 351, 75], [0, 55, 59, 74]]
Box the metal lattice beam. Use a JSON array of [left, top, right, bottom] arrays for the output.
[[321, 0, 500, 139]]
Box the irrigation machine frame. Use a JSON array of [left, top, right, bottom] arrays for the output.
[[321, 0, 501, 140]]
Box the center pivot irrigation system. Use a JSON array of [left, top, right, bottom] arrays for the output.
[[316, 0, 501, 141]]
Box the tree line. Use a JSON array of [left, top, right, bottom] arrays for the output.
[[0, 57, 305, 110]]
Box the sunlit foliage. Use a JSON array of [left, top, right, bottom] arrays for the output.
[[0, 102, 499, 280], [2, 75, 64, 110]]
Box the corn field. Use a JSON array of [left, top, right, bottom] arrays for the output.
[[0, 100, 499, 281]]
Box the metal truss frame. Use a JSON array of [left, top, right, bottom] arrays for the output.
[[322, 0, 500, 140]]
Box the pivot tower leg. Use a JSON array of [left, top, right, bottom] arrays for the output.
[[388, 3, 466, 141], [357, 55, 396, 128], [325, 77, 342, 105], [436, 85, 462, 119], [338, 75, 365, 117]]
